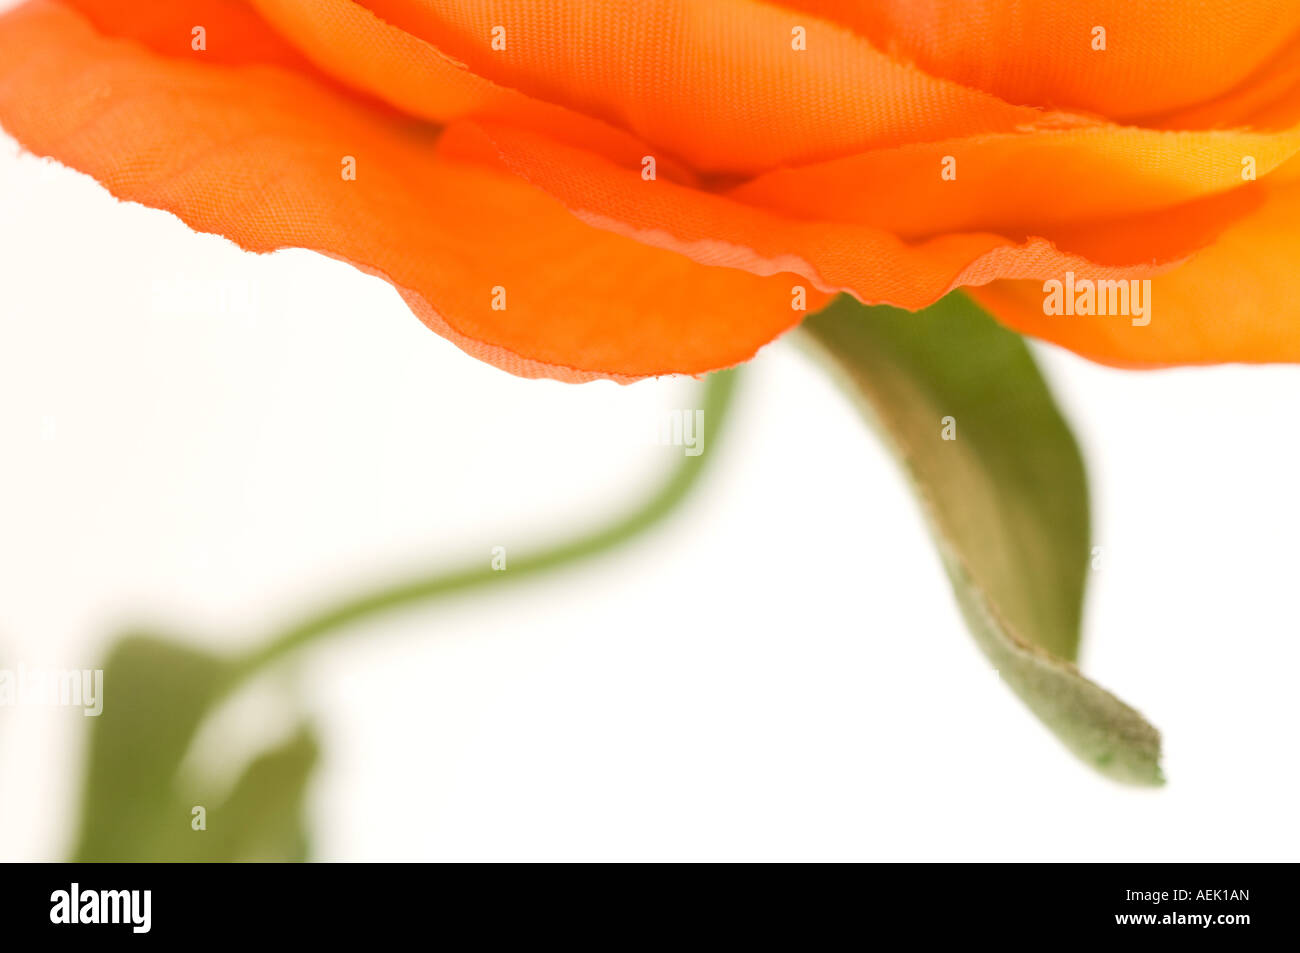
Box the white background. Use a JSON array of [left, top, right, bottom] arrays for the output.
[[1, 133, 1298, 861]]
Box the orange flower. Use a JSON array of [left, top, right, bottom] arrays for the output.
[[1, 0, 1298, 379]]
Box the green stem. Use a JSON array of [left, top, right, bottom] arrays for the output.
[[224, 368, 741, 688]]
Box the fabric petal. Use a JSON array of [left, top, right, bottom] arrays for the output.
[[972, 178, 1300, 366], [781, 0, 1300, 121], [728, 125, 1299, 240], [59, 0, 322, 68], [0, 1, 812, 381], [443, 120, 1239, 312], [351, 0, 1079, 174], [248, 0, 677, 171]]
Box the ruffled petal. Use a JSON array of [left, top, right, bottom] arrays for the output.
[[349, 0, 1075, 174], [248, 0, 676, 171], [443, 120, 1239, 312], [973, 177, 1300, 366], [0, 1, 812, 380], [728, 125, 1299, 240], [780, 0, 1300, 120], [59, 0, 322, 68]]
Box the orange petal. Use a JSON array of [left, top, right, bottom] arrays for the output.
[[442, 120, 1231, 311], [248, 0, 677, 171], [782, 1, 1300, 121], [55, 0, 420, 116], [0, 1, 811, 380], [352, 0, 1075, 175], [58, 0, 317, 67], [1153, 32, 1300, 132], [728, 124, 1299, 240], [972, 178, 1300, 366]]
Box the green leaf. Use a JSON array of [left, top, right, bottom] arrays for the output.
[[801, 293, 1162, 785], [200, 725, 319, 862], [67, 370, 743, 859], [71, 633, 320, 860]]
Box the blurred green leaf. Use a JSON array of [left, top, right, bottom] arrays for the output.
[[71, 634, 319, 861], [802, 293, 1162, 785], [69, 371, 741, 860], [201, 726, 318, 862]]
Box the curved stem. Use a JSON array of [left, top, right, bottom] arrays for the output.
[[224, 367, 741, 688]]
